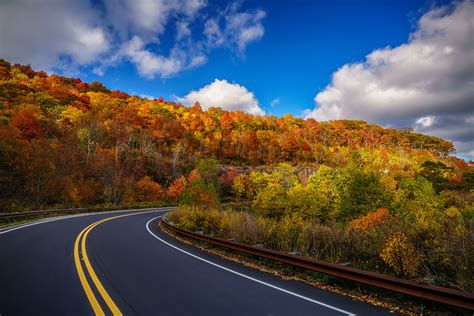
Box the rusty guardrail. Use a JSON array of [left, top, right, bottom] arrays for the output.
[[0, 208, 94, 220], [0, 206, 148, 221], [161, 218, 474, 310], [0, 206, 176, 221]]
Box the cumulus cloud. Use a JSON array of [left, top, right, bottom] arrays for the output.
[[0, 0, 264, 79], [176, 79, 265, 115], [0, 0, 110, 72], [305, 0, 474, 159]]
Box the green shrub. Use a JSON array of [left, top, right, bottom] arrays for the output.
[[339, 169, 392, 221], [179, 179, 220, 209], [252, 182, 287, 218]]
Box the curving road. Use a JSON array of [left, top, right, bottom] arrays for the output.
[[0, 208, 397, 315]]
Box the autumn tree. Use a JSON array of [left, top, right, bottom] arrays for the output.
[[232, 174, 253, 200], [126, 176, 165, 202], [167, 176, 186, 202], [11, 109, 44, 139], [220, 166, 239, 197]]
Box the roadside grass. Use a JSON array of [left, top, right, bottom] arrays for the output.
[[160, 212, 472, 316]]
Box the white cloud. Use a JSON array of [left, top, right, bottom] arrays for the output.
[[270, 98, 280, 107], [139, 94, 157, 100], [305, 0, 474, 158], [102, 0, 206, 43], [227, 9, 266, 52], [237, 25, 264, 52], [415, 116, 436, 128], [204, 19, 225, 47], [181, 0, 207, 17], [204, 5, 266, 53], [0, 0, 110, 71], [177, 79, 265, 115], [117, 36, 210, 79], [120, 36, 184, 78], [0, 0, 264, 79], [189, 54, 207, 68], [98, 0, 210, 78], [176, 21, 191, 40]]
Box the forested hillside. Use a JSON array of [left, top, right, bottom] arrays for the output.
[[0, 59, 467, 211]]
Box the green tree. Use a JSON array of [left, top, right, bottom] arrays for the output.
[[89, 81, 109, 93], [307, 165, 340, 221], [419, 161, 453, 193], [339, 168, 392, 221], [394, 176, 441, 230], [196, 158, 221, 194], [272, 163, 298, 190], [462, 172, 474, 191], [286, 183, 322, 220], [252, 182, 287, 218], [250, 163, 298, 195], [180, 179, 220, 209], [249, 171, 276, 195]]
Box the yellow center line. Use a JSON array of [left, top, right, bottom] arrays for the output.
[[74, 222, 106, 316], [74, 210, 162, 315], [81, 218, 122, 315]]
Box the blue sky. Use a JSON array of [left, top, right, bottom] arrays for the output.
[[0, 0, 472, 158], [87, 0, 442, 116]]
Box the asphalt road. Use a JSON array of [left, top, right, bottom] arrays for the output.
[[0, 208, 398, 315]]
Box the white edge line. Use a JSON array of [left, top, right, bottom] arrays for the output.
[[0, 207, 174, 235], [146, 216, 356, 316]]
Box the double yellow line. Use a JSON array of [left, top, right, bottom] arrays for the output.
[[74, 210, 160, 315]]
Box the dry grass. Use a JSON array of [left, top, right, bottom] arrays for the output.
[[168, 206, 474, 292]]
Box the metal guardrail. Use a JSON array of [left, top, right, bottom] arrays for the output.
[[0, 207, 123, 220], [161, 219, 474, 310], [0, 206, 176, 221]]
